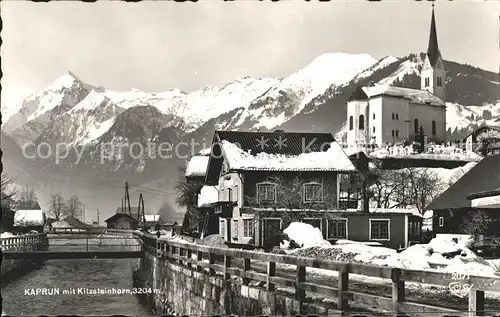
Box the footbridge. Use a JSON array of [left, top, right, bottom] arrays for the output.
[[1, 228, 144, 260]]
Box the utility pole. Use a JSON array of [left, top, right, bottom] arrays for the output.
[[83, 204, 86, 223], [125, 181, 132, 217], [97, 209, 100, 225]]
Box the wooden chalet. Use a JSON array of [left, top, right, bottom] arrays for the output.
[[426, 154, 500, 237], [463, 125, 500, 155], [105, 207, 140, 230], [197, 130, 420, 249]]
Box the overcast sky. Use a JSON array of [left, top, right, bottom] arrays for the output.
[[1, 0, 498, 115]]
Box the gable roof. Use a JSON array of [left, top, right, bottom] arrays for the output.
[[467, 188, 500, 200], [104, 213, 138, 223], [426, 154, 500, 210], [63, 215, 92, 228], [358, 85, 445, 106], [115, 207, 140, 220], [205, 131, 356, 184]]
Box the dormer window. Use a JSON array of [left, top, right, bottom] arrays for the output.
[[303, 182, 323, 203], [257, 182, 276, 203]]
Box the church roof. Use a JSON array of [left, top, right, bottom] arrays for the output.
[[426, 6, 441, 67], [359, 85, 445, 106]]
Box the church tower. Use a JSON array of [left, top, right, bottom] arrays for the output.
[[421, 4, 446, 102]]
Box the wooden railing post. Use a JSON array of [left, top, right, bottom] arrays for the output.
[[295, 265, 306, 302], [208, 252, 215, 276], [469, 289, 485, 316], [196, 251, 203, 272], [338, 270, 349, 311], [243, 258, 251, 286], [267, 261, 276, 291], [391, 268, 405, 313], [187, 249, 193, 269], [224, 255, 232, 282]]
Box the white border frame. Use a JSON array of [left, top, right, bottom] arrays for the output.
[[326, 218, 348, 240], [369, 218, 391, 241], [256, 181, 277, 204]]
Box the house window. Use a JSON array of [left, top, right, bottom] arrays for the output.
[[438, 217, 444, 227], [349, 116, 353, 131], [219, 219, 226, 239], [232, 219, 238, 239], [437, 77, 442, 87], [432, 120, 436, 136], [373, 126, 375, 133], [414, 118, 419, 133], [303, 182, 322, 203], [302, 218, 322, 231], [359, 115, 365, 130], [395, 113, 399, 120], [243, 219, 254, 238], [392, 130, 395, 137], [227, 187, 233, 201], [425, 77, 430, 87], [392, 113, 395, 120], [396, 130, 399, 137], [327, 219, 347, 239], [257, 182, 276, 203], [373, 113, 375, 120], [234, 185, 239, 203], [370, 219, 390, 240]]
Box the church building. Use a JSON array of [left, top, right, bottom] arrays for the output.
[[346, 6, 447, 147]]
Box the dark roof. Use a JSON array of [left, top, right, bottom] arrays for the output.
[[467, 188, 500, 200], [104, 213, 139, 223], [205, 130, 337, 185], [426, 154, 500, 210], [62, 215, 92, 229], [115, 207, 140, 220], [426, 6, 441, 67], [214, 130, 336, 155]]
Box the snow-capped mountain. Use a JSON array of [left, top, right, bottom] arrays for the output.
[[2, 52, 499, 220]]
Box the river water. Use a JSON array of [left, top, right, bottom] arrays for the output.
[[1, 238, 155, 316]]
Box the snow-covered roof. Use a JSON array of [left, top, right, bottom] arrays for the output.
[[185, 155, 210, 178], [370, 208, 422, 217], [144, 214, 161, 222], [197, 186, 219, 207], [361, 85, 445, 106], [219, 140, 356, 172], [13, 210, 45, 227]]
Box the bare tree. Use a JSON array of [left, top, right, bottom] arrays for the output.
[[245, 174, 340, 227], [1, 173, 17, 230], [17, 186, 40, 209], [370, 168, 444, 214], [460, 210, 493, 242], [65, 195, 83, 219], [50, 193, 66, 221]]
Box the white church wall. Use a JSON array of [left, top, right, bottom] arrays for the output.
[[409, 103, 446, 143], [346, 100, 369, 145], [379, 96, 410, 146]]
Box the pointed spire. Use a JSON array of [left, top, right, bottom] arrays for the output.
[[427, 3, 441, 67]]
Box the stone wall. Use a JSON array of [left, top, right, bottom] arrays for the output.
[[134, 251, 345, 316]]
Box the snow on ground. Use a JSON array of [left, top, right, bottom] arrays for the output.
[[221, 140, 356, 172], [0, 232, 16, 239], [51, 221, 71, 228], [282, 222, 331, 249], [13, 210, 45, 227]]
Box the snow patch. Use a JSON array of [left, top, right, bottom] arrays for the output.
[[282, 222, 331, 249], [13, 210, 45, 227]]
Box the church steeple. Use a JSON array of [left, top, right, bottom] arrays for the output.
[[421, 3, 446, 102], [426, 4, 441, 67]]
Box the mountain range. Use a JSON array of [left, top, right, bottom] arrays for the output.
[[1, 52, 499, 222]]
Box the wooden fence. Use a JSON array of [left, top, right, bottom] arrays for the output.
[[135, 232, 500, 316], [1, 233, 49, 251]]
